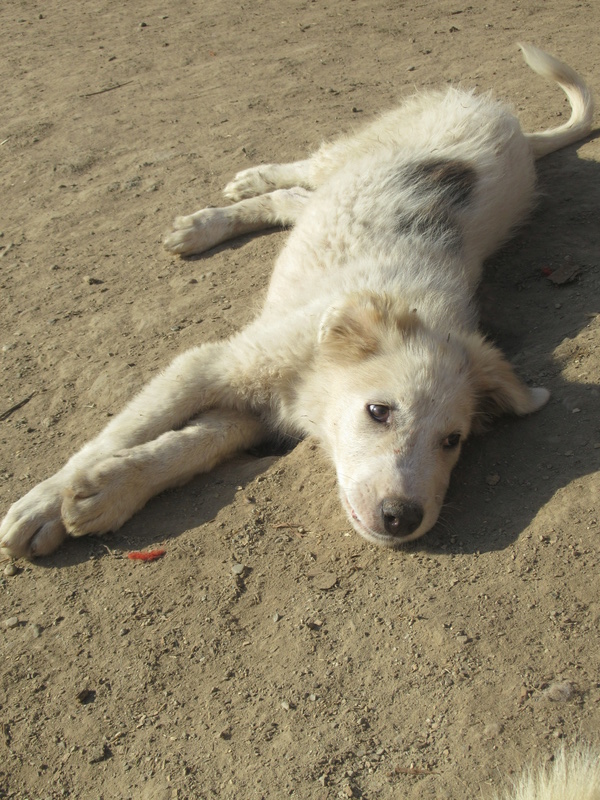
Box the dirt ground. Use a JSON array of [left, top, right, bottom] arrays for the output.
[[1, 1, 599, 798]]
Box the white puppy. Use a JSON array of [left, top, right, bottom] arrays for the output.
[[0, 45, 593, 557]]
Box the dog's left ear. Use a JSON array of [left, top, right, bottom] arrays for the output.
[[464, 334, 550, 433], [318, 293, 419, 362]]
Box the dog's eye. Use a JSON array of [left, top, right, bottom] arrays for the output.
[[442, 432, 461, 450], [367, 404, 391, 423]]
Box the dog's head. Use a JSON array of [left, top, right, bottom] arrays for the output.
[[309, 293, 549, 547]]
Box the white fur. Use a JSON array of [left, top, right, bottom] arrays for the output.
[[497, 748, 600, 800], [0, 44, 593, 558]]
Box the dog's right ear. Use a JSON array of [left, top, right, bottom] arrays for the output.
[[464, 333, 551, 432], [318, 293, 419, 361]]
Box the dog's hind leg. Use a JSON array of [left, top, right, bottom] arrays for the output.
[[224, 159, 314, 200], [164, 186, 311, 256], [61, 409, 265, 537]]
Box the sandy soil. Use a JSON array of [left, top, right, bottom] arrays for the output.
[[1, 1, 599, 798]]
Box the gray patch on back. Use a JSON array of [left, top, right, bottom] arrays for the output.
[[394, 159, 477, 249]]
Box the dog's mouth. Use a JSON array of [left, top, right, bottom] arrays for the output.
[[341, 490, 433, 547], [340, 491, 403, 548]]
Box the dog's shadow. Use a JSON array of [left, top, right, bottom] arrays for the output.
[[34, 453, 282, 569], [423, 143, 600, 554]]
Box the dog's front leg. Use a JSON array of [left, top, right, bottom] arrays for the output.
[[223, 160, 314, 200], [61, 409, 265, 537], [0, 339, 260, 557], [164, 187, 311, 257]]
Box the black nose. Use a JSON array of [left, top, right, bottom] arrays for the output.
[[381, 499, 424, 537]]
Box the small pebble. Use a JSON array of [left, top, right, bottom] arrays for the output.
[[281, 700, 290, 711], [87, 743, 108, 764], [231, 563, 245, 576], [31, 624, 42, 638], [273, 612, 281, 623], [314, 572, 337, 590], [4, 617, 18, 629], [76, 688, 96, 705], [4, 563, 18, 577]]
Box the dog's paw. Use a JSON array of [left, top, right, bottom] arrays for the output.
[[224, 167, 275, 201], [0, 478, 67, 558], [163, 209, 230, 257], [62, 453, 150, 536]]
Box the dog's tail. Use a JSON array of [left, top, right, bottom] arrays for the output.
[[519, 43, 594, 159]]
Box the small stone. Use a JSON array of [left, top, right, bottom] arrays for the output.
[[3, 563, 18, 577], [218, 727, 232, 740], [313, 572, 337, 590], [231, 563, 245, 576], [518, 686, 530, 704], [76, 688, 96, 705], [31, 624, 42, 638], [4, 617, 18, 629], [273, 612, 281, 623], [87, 743, 108, 764]]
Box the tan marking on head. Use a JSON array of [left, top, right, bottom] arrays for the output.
[[319, 293, 421, 362]]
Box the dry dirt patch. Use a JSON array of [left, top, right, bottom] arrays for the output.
[[1, 1, 599, 798]]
